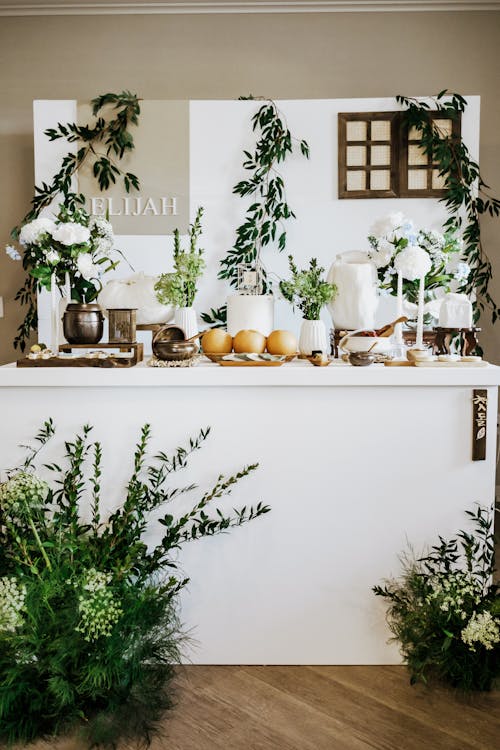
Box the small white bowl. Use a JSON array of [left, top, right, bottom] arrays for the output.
[[340, 336, 393, 354]]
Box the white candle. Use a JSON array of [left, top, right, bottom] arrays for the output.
[[65, 271, 71, 303], [50, 272, 58, 352], [416, 275, 425, 349], [395, 271, 403, 345]]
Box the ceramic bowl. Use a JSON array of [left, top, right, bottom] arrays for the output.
[[340, 336, 392, 354]]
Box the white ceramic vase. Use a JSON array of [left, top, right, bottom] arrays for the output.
[[174, 306, 198, 341], [327, 251, 378, 331], [299, 319, 328, 356]]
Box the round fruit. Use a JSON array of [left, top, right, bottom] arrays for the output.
[[201, 328, 233, 354], [266, 330, 298, 356], [233, 329, 267, 354], [30, 344, 42, 353]]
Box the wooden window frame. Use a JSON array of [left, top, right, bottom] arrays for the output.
[[338, 111, 461, 200]]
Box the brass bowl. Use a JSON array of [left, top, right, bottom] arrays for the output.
[[152, 325, 199, 361], [348, 352, 375, 367]]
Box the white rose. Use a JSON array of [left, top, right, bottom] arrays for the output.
[[19, 217, 55, 246], [52, 222, 90, 247], [77, 253, 98, 280], [370, 212, 406, 238], [370, 238, 395, 268], [394, 245, 432, 281], [45, 250, 60, 265]]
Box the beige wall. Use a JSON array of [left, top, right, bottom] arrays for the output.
[[0, 11, 499, 362]]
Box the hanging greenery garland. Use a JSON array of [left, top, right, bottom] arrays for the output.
[[201, 97, 310, 327], [398, 91, 500, 323], [10, 91, 141, 351]]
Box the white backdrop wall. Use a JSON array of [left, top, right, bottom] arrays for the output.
[[34, 97, 480, 346]]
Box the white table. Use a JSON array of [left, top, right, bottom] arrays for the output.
[[1, 361, 499, 664]]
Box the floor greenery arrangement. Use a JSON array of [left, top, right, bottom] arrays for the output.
[[0, 421, 269, 748], [374, 505, 499, 691]]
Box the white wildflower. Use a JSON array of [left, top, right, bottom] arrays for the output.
[[0, 472, 49, 516], [5, 244, 21, 261], [76, 569, 122, 642], [52, 222, 90, 247], [19, 217, 55, 246], [461, 611, 500, 652], [0, 577, 26, 633]]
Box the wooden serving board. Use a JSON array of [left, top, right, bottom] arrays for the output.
[[17, 355, 137, 368], [18, 342, 144, 368]]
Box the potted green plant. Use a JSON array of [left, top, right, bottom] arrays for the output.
[[155, 207, 206, 340], [279, 255, 337, 355]]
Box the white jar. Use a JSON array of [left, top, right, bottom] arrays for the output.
[[227, 294, 274, 336], [327, 252, 379, 330]]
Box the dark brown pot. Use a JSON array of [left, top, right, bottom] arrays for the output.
[[63, 303, 104, 345]]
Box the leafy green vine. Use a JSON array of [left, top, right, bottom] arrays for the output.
[[201, 97, 309, 327], [398, 91, 500, 323], [11, 91, 141, 350]]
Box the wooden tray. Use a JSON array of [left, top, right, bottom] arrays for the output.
[[218, 360, 284, 367]]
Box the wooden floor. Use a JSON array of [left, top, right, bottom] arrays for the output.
[[29, 665, 500, 750]]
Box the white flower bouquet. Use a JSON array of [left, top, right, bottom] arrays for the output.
[[6, 204, 118, 303], [367, 212, 469, 308]]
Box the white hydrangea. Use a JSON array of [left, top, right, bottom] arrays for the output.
[[77, 252, 98, 280], [76, 568, 122, 642], [0, 577, 26, 633], [394, 245, 432, 281], [19, 217, 55, 246], [454, 262, 471, 282], [0, 472, 49, 516], [52, 222, 90, 247], [461, 611, 500, 652], [5, 244, 21, 261], [94, 236, 113, 256], [89, 216, 114, 239]]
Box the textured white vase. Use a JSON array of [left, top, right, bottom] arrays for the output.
[[327, 252, 378, 330], [227, 294, 274, 336], [174, 307, 198, 342], [299, 319, 328, 355]]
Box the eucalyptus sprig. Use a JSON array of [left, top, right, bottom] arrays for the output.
[[201, 97, 309, 326], [10, 91, 141, 351], [279, 255, 336, 321], [398, 91, 500, 323]]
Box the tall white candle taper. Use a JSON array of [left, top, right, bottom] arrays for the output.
[[65, 272, 71, 304], [50, 272, 58, 352], [416, 275, 425, 349], [395, 271, 403, 345], [394, 244, 432, 351]]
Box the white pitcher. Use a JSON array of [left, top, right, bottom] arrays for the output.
[[327, 251, 379, 331]]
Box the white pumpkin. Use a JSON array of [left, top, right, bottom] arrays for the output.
[[98, 272, 174, 325]]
